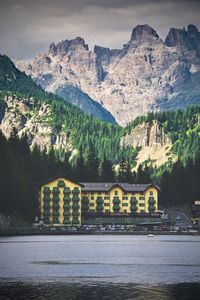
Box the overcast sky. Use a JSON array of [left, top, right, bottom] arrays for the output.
[[0, 0, 200, 59]]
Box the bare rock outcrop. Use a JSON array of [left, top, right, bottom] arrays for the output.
[[15, 24, 200, 126], [0, 95, 73, 152], [121, 121, 174, 168]]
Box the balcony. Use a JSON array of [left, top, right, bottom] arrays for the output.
[[149, 197, 155, 204], [72, 196, 80, 202], [52, 204, 60, 209], [63, 204, 71, 209], [52, 187, 60, 195], [43, 187, 50, 194], [96, 196, 103, 203], [43, 218, 50, 224], [63, 196, 71, 202], [113, 205, 120, 211], [43, 203, 51, 209], [52, 197, 60, 202], [131, 206, 137, 213], [113, 197, 120, 204], [131, 197, 138, 204], [43, 196, 51, 202], [64, 187, 71, 194], [52, 211, 60, 216], [43, 210, 51, 216], [72, 220, 80, 225], [64, 220, 71, 225], [96, 207, 103, 212], [72, 188, 80, 195], [148, 205, 155, 212], [52, 218, 60, 224], [72, 211, 80, 216], [63, 211, 71, 216], [57, 180, 65, 187], [72, 204, 80, 209]]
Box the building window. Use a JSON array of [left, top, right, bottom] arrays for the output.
[[91, 192, 94, 195], [122, 203, 128, 207], [114, 191, 118, 195], [105, 209, 110, 213], [124, 210, 127, 213], [150, 191, 153, 195], [139, 203, 145, 207], [90, 203, 94, 207], [123, 196, 128, 200], [104, 203, 110, 207], [139, 197, 145, 200], [131, 192, 135, 195], [98, 192, 102, 195], [91, 196, 94, 200]]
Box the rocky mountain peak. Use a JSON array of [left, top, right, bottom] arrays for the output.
[[165, 27, 188, 48], [187, 24, 198, 35], [165, 24, 200, 54], [94, 45, 121, 67], [15, 24, 200, 126], [48, 37, 88, 56], [130, 24, 159, 42]]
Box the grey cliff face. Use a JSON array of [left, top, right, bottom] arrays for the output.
[[0, 95, 73, 152], [131, 24, 159, 42], [120, 120, 171, 148], [15, 24, 200, 126], [165, 25, 200, 56], [120, 120, 173, 168]]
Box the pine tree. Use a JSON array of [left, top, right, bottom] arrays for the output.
[[85, 142, 99, 182], [75, 145, 85, 181], [100, 155, 115, 182]]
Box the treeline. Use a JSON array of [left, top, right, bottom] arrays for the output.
[[125, 106, 200, 164], [159, 154, 200, 207], [1, 128, 200, 223], [0, 54, 137, 164], [0, 131, 150, 222]]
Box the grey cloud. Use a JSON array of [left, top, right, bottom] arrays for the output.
[[0, 0, 200, 59]]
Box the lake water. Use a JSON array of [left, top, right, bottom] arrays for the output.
[[0, 235, 200, 299]]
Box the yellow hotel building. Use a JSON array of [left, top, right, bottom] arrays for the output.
[[39, 177, 160, 226]]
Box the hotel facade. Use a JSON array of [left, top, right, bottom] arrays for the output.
[[39, 177, 160, 226]]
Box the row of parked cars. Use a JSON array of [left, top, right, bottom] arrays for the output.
[[33, 224, 133, 232]]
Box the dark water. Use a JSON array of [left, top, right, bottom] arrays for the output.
[[0, 235, 200, 299]]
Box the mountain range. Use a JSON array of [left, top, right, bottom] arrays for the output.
[[15, 24, 200, 126], [1, 53, 200, 172]]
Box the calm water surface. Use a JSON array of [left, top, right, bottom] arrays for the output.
[[0, 235, 200, 299]]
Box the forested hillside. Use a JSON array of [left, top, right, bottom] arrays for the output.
[[0, 54, 136, 164], [125, 107, 200, 165], [0, 54, 200, 222]]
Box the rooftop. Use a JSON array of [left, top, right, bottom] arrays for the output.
[[80, 182, 159, 192]]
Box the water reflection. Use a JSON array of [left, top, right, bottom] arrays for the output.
[[1, 235, 200, 299], [0, 282, 200, 300]]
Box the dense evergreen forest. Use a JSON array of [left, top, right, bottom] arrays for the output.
[[0, 130, 200, 222], [0, 54, 137, 164], [0, 131, 142, 221], [125, 106, 200, 165], [0, 54, 200, 222]]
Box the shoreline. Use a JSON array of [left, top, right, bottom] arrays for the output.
[[0, 230, 199, 237]]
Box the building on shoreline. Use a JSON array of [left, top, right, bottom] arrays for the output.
[[39, 177, 161, 226]]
